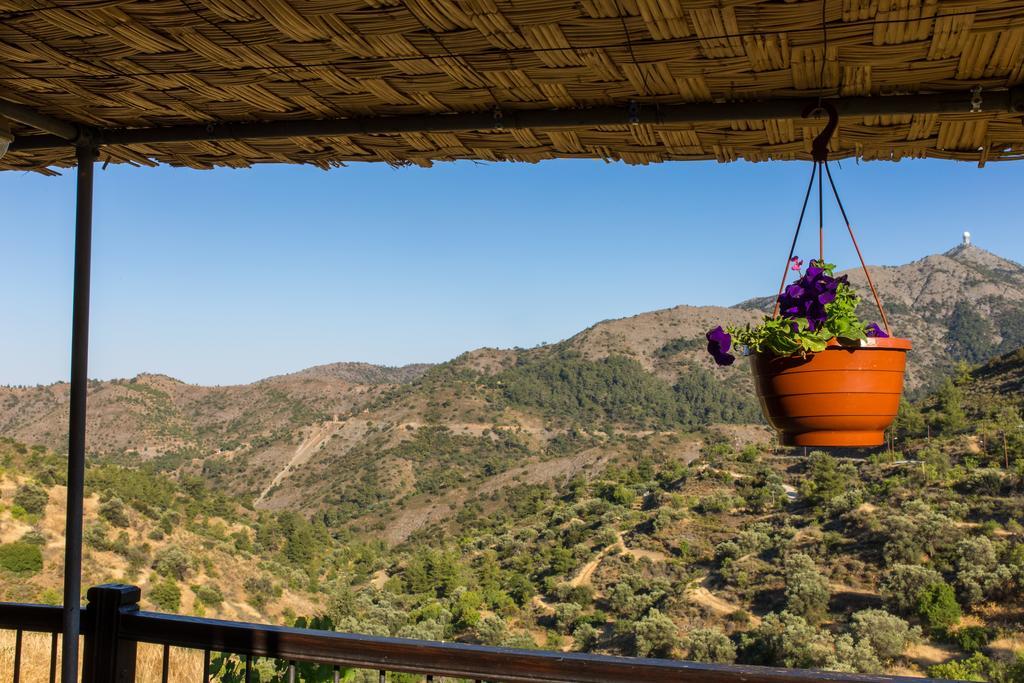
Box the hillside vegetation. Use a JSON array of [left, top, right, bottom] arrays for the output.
[[2, 348, 1023, 681], [1, 243, 1022, 681]]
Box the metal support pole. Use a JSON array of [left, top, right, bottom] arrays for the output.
[[9, 86, 1024, 153], [0, 98, 81, 141], [62, 143, 97, 683]]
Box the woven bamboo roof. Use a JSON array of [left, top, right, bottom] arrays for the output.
[[2, 0, 1024, 171]]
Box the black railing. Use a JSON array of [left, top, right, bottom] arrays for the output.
[[1, 584, 950, 683]]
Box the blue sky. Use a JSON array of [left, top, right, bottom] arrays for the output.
[[2, 158, 1022, 386]]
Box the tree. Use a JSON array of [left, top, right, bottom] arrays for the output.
[[953, 536, 1014, 605], [14, 483, 48, 516], [832, 634, 882, 674], [280, 512, 318, 567], [326, 583, 356, 621], [783, 553, 830, 624], [554, 602, 584, 635], [738, 469, 786, 513], [849, 609, 920, 662], [799, 452, 854, 507], [452, 589, 483, 629], [475, 615, 509, 646], [633, 609, 678, 657], [893, 399, 926, 439], [954, 626, 992, 654], [879, 564, 944, 615], [685, 628, 737, 663], [739, 611, 834, 669], [930, 378, 967, 434], [244, 576, 276, 611], [154, 545, 190, 580]]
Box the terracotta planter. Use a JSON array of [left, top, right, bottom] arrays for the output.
[[750, 337, 912, 447]]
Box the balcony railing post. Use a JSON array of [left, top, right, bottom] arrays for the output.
[[83, 584, 141, 683]]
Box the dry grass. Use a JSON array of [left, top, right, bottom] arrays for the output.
[[0, 631, 203, 683]]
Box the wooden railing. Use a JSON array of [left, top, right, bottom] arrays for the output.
[[1, 584, 949, 683]]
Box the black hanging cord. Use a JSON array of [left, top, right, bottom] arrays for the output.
[[817, 162, 824, 261], [823, 162, 893, 334], [772, 163, 818, 317], [772, 101, 894, 336]]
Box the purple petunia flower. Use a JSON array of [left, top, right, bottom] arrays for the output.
[[775, 259, 844, 333], [706, 326, 735, 366], [866, 323, 889, 338]]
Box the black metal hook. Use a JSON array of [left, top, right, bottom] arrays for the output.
[[802, 100, 838, 162]]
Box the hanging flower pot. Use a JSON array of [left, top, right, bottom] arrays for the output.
[[750, 337, 912, 447], [704, 102, 911, 449]]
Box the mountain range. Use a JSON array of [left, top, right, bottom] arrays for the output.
[[1, 242, 1022, 542]]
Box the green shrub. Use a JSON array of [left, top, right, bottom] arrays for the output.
[[953, 626, 992, 654], [99, 497, 131, 528], [194, 583, 224, 608], [880, 564, 943, 615], [14, 483, 49, 516], [573, 623, 600, 651], [244, 576, 276, 611], [19, 530, 45, 546], [783, 553, 830, 625], [633, 609, 678, 657], [849, 609, 920, 662], [154, 545, 190, 580], [149, 580, 181, 613], [0, 542, 43, 574], [738, 611, 834, 669], [84, 521, 111, 552], [916, 582, 961, 632], [929, 653, 992, 682], [685, 628, 737, 663]]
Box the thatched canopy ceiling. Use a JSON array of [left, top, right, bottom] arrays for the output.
[[2, 0, 1024, 171]]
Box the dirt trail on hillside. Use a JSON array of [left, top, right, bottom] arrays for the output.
[[686, 577, 761, 625], [570, 553, 607, 588], [256, 420, 342, 505], [569, 532, 668, 589]]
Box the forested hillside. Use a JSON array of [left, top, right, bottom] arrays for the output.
[[2, 243, 1023, 681], [2, 348, 1023, 680]]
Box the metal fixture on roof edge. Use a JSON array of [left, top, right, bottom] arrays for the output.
[[3, 86, 1024, 154], [971, 85, 984, 113], [0, 120, 11, 159]]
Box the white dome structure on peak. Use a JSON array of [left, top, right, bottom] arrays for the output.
[[963, 231, 971, 246]]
